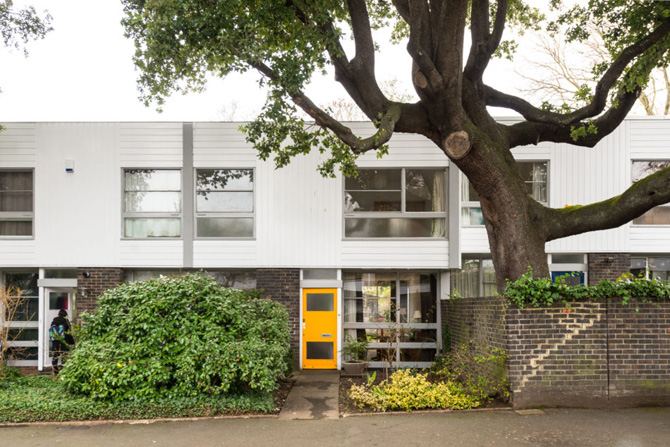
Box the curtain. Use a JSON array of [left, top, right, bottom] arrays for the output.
[[430, 171, 446, 237]]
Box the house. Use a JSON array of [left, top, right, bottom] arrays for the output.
[[1, 117, 668, 371]]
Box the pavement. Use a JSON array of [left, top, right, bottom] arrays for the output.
[[278, 370, 340, 420]]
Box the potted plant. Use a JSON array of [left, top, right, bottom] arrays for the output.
[[341, 334, 369, 376]]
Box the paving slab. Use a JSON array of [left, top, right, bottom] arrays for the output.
[[278, 370, 340, 420]]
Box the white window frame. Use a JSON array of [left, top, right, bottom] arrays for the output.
[[194, 168, 255, 239], [122, 168, 183, 239], [343, 167, 448, 239], [461, 161, 548, 227], [0, 169, 34, 239], [631, 160, 670, 226], [2, 270, 39, 367]]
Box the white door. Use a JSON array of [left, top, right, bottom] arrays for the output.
[[43, 288, 73, 368]]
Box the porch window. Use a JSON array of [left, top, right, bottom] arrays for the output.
[[631, 257, 670, 280], [2, 271, 39, 365], [344, 168, 447, 238], [343, 272, 439, 368], [631, 161, 670, 225], [0, 170, 33, 237], [461, 161, 547, 226], [451, 258, 496, 297], [123, 169, 181, 238], [195, 169, 254, 238]]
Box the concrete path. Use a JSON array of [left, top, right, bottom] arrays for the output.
[[2, 408, 670, 446], [278, 370, 340, 420]]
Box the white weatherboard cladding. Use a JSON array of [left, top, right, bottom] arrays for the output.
[[119, 240, 183, 267], [119, 122, 182, 167], [193, 241, 257, 267], [35, 123, 121, 266], [193, 122, 258, 166], [0, 123, 36, 167], [341, 240, 449, 268]]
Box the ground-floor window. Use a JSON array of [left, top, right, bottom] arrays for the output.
[[451, 258, 496, 298], [124, 269, 257, 289], [2, 271, 39, 365], [343, 271, 440, 368], [630, 257, 670, 280]]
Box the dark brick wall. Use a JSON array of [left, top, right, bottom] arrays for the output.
[[588, 253, 630, 285], [444, 296, 505, 351], [256, 268, 300, 369], [506, 299, 670, 408], [76, 268, 124, 317]]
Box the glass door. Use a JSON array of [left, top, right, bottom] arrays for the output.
[[43, 288, 73, 368]]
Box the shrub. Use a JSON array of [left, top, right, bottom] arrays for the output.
[[59, 274, 291, 401], [432, 344, 509, 402], [348, 369, 480, 412]]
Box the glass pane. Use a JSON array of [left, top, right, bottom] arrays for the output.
[[343, 272, 396, 323], [196, 192, 253, 212], [461, 176, 480, 201], [303, 269, 338, 280], [406, 169, 445, 212], [5, 272, 38, 296], [633, 206, 670, 225], [482, 259, 497, 296], [518, 162, 547, 203], [0, 220, 32, 236], [196, 169, 253, 191], [398, 330, 437, 343], [306, 293, 334, 311], [0, 171, 33, 191], [552, 254, 585, 264], [125, 170, 180, 191], [345, 169, 401, 191], [630, 258, 646, 269], [461, 207, 484, 225], [399, 273, 437, 323], [344, 191, 401, 212], [12, 298, 39, 321], [196, 217, 253, 237], [125, 191, 181, 212], [6, 346, 39, 361], [49, 292, 69, 310], [551, 271, 585, 286], [0, 191, 33, 211], [306, 342, 333, 360], [632, 161, 670, 183], [400, 348, 437, 362], [7, 328, 39, 342], [207, 271, 257, 289], [345, 218, 445, 238], [44, 269, 78, 279], [124, 218, 181, 237], [452, 259, 480, 298]]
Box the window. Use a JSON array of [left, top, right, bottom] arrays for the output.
[[550, 254, 587, 286], [123, 169, 181, 238], [451, 258, 496, 297], [461, 161, 547, 226], [0, 170, 33, 237], [195, 169, 254, 238], [631, 257, 670, 280], [3, 271, 39, 365], [343, 272, 439, 367], [631, 161, 670, 225], [344, 168, 447, 238]]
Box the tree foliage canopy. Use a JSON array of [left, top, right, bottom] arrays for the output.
[[121, 0, 670, 286], [0, 0, 51, 56]]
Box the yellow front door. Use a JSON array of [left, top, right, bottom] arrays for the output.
[[302, 288, 337, 369]]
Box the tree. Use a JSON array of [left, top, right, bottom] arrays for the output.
[[121, 0, 670, 290], [0, 0, 51, 56]]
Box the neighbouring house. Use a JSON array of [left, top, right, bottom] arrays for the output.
[[0, 117, 668, 372]]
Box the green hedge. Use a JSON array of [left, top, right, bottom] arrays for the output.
[[60, 274, 291, 401]]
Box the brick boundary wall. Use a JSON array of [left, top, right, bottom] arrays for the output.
[[256, 268, 301, 369], [76, 268, 124, 318], [447, 297, 670, 408], [443, 296, 506, 351]]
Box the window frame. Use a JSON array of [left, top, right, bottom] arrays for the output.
[[0, 169, 35, 239], [461, 160, 549, 227], [631, 160, 670, 226], [2, 270, 39, 366], [194, 168, 256, 240], [343, 167, 448, 240], [121, 168, 183, 239]]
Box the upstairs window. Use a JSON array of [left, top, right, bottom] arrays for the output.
[[0, 170, 33, 237], [461, 161, 547, 226], [344, 168, 447, 238], [195, 169, 254, 238], [631, 161, 670, 225], [123, 169, 181, 238]]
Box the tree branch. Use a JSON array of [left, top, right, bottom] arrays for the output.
[[544, 166, 670, 241], [407, 0, 443, 92], [464, 0, 507, 82]]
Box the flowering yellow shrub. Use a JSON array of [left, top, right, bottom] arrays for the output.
[[348, 369, 480, 412]]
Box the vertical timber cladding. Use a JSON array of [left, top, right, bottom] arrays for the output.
[[256, 269, 301, 369], [76, 268, 124, 317]]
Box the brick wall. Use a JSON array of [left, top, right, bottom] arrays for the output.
[[256, 268, 300, 369], [444, 296, 505, 351], [588, 253, 630, 285], [76, 268, 124, 317]]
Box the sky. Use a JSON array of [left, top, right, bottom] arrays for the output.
[[0, 1, 543, 123]]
